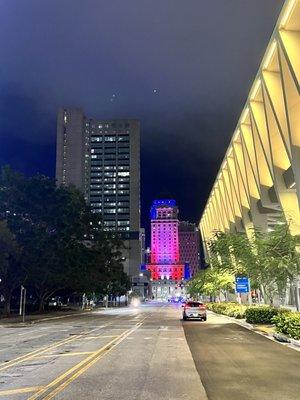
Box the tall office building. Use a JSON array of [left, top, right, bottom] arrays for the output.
[[179, 221, 200, 277], [146, 199, 185, 299], [56, 108, 141, 277]]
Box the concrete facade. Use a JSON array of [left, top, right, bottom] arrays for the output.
[[200, 0, 300, 254], [56, 108, 141, 277]]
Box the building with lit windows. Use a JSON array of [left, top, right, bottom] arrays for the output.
[[179, 221, 200, 277], [56, 108, 141, 277], [146, 199, 186, 299]]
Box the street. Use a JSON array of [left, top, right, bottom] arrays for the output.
[[0, 303, 206, 400], [184, 312, 300, 400], [0, 303, 299, 400]]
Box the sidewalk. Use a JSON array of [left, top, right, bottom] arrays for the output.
[[208, 311, 300, 352]]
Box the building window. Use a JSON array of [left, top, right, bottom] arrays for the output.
[[117, 220, 130, 226], [118, 171, 130, 177], [104, 209, 116, 214], [104, 136, 116, 142], [118, 135, 129, 142]]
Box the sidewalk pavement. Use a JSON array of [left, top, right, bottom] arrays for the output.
[[208, 311, 300, 352]]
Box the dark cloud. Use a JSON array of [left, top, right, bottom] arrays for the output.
[[0, 0, 284, 232]]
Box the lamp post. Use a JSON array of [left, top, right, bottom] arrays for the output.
[[295, 278, 300, 311]]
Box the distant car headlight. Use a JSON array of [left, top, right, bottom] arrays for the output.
[[131, 298, 140, 307]]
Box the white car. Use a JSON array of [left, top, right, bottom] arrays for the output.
[[182, 301, 207, 321]]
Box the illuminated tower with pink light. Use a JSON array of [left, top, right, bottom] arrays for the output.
[[146, 199, 185, 284]]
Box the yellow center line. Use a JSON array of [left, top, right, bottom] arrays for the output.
[[0, 386, 43, 396], [0, 313, 139, 372], [28, 317, 147, 400], [32, 351, 95, 358], [0, 316, 130, 372], [0, 332, 89, 372], [0, 322, 116, 373]]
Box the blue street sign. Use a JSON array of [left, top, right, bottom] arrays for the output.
[[235, 277, 250, 293]]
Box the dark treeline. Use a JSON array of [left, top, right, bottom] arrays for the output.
[[0, 166, 130, 315]]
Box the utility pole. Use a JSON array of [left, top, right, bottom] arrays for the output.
[[19, 286, 24, 316], [19, 286, 26, 322], [22, 287, 26, 323]]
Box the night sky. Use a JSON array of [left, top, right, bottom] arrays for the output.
[[0, 0, 284, 233]]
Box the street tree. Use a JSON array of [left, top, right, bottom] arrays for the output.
[[206, 220, 300, 306], [0, 166, 129, 312], [0, 220, 22, 315], [187, 268, 234, 300]]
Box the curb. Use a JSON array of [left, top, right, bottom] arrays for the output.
[[208, 311, 300, 352]]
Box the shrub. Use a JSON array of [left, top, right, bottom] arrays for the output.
[[245, 306, 290, 324], [272, 311, 300, 340], [207, 302, 300, 339], [206, 302, 247, 319], [226, 304, 247, 319]]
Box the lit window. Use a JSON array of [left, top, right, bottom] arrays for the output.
[[105, 136, 116, 142]]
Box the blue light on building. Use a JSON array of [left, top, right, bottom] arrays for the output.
[[150, 199, 177, 218]]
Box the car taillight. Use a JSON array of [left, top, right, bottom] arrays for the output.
[[199, 305, 206, 310], [184, 305, 190, 310]]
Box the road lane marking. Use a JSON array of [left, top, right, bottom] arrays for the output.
[[159, 326, 169, 330], [0, 386, 43, 396], [28, 320, 145, 400], [0, 327, 100, 372], [30, 312, 92, 323], [20, 333, 49, 340], [0, 316, 132, 371], [17, 330, 41, 336], [88, 334, 119, 339]]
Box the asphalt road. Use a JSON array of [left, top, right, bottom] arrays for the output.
[[1, 304, 300, 400], [183, 312, 300, 400], [0, 303, 206, 400]]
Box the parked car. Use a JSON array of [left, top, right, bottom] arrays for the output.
[[47, 297, 62, 309], [182, 301, 207, 321]]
